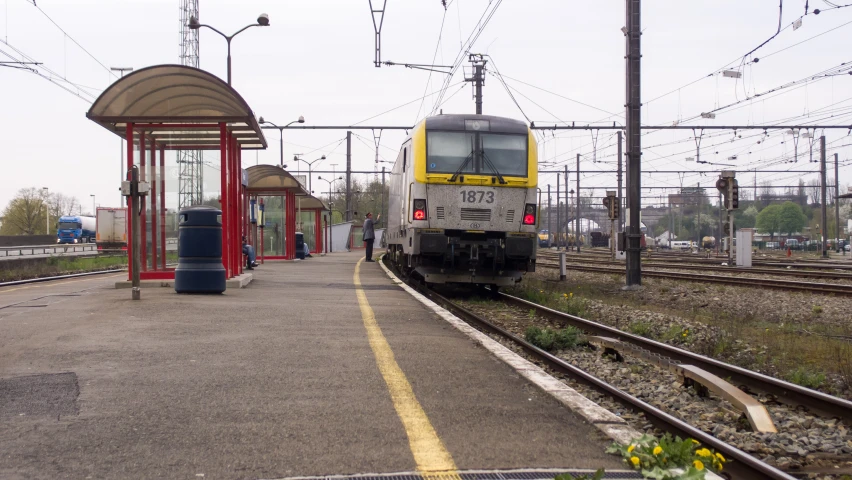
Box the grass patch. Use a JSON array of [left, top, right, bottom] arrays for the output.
[[628, 321, 652, 337], [525, 325, 582, 352], [0, 255, 128, 282], [785, 366, 826, 389]]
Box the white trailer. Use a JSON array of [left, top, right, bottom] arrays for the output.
[[96, 207, 127, 250]]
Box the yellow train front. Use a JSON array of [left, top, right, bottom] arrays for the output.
[[385, 114, 538, 288]]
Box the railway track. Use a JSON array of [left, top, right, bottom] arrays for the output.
[[414, 286, 799, 479], [543, 249, 852, 270], [383, 254, 852, 478], [537, 253, 852, 281], [535, 260, 852, 296]]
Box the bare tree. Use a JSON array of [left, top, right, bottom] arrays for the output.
[[50, 193, 81, 218], [807, 178, 821, 205]]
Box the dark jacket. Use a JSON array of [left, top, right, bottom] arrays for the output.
[[363, 218, 376, 240]]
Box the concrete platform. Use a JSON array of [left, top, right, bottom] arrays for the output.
[[0, 251, 625, 479]]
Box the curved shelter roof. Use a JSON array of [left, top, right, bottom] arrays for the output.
[[245, 165, 328, 210], [86, 64, 266, 149]]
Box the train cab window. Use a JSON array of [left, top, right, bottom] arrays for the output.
[[426, 131, 476, 174], [481, 134, 527, 177], [426, 131, 528, 177]]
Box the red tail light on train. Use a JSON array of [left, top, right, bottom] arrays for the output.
[[522, 204, 537, 225]]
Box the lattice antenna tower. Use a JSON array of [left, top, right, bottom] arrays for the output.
[[178, 0, 203, 208]]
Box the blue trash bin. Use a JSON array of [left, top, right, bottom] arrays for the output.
[[175, 206, 226, 293], [295, 232, 305, 260]]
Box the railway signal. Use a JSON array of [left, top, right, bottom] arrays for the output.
[[605, 191, 617, 260], [718, 171, 737, 265]]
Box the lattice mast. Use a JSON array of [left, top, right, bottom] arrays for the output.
[[178, 0, 203, 207]]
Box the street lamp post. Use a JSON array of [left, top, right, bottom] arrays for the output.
[[259, 116, 305, 168], [188, 14, 270, 85], [294, 155, 326, 192], [42, 187, 49, 235], [111, 67, 133, 204]]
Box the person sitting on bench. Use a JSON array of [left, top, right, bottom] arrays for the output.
[[242, 236, 258, 269]]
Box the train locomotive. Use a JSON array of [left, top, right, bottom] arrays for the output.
[[385, 114, 538, 288]]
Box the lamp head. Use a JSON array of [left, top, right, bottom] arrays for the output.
[[321, 155, 327, 160], [188, 15, 200, 29], [257, 13, 270, 26], [297, 115, 305, 123], [259, 116, 266, 124]]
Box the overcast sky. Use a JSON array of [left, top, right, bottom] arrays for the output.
[[1, 0, 850, 215]]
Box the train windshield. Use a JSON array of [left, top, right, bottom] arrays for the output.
[[58, 222, 80, 230], [426, 131, 527, 177]]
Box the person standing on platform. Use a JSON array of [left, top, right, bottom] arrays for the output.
[[363, 212, 380, 262]]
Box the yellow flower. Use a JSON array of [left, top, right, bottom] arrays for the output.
[[630, 456, 640, 466], [691, 439, 700, 445], [569, 292, 574, 298], [563, 293, 568, 297], [682, 333, 687, 337], [715, 452, 726, 463], [627, 444, 635, 453], [696, 448, 712, 457], [693, 460, 704, 471], [653, 446, 663, 455]]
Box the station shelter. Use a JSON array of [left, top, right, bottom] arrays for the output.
[[86, 64, 268, 281], [245, 165, 329, 260]]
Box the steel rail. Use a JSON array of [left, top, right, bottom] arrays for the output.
[[536, 257, 852, 281], [499, 292, 852, 423], [418, 287, 795, 480], [536, 262, 852, 295]]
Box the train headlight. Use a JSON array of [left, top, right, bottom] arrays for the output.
[[522, 203, 537, 225], [413, 199, 427, 220]]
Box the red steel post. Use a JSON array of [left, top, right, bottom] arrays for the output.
[[150, 140, 158, 270], [126, 123, 134, 280], [160, 145, 166, 270], [140, 131, 147, 271], [220, 123, 230, 278]]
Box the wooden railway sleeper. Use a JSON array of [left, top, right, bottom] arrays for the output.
[[588, 336, 778, 434]]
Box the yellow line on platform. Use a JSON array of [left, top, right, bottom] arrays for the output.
[[354, 259, 460, 479]]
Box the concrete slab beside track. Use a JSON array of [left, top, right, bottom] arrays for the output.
[[0, 251, 624, 479]]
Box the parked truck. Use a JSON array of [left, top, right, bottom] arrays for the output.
[[56, 215, 96, 244], [95, 207, 127, 250]]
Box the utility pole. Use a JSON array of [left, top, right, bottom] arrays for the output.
[[576, 154, 581, 253], [718, 192, 723, 254], [835, 153, 841, 253], [564, 168, 570, 247], [668, 196, 673, 247], [465, 54, 487, 114], [625, 0, 642, 286], [346, 131, 352, 221], [696, 184, 701, 248], [556, 174, 561, 250], [547, 184, 552, 247], [381, 166, 386, 222], [820, 135, 828, 258], [617, 131, 623, 231]]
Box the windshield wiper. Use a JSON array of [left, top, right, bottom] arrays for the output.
[[448, 150, 475, 182], [448, 137, 477, 182], [480, 150, 507, 184]]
